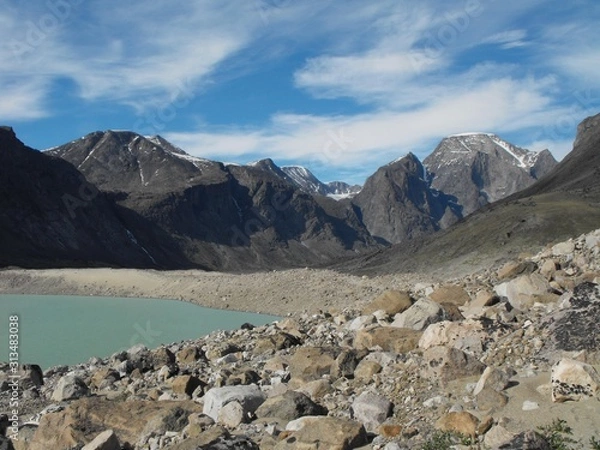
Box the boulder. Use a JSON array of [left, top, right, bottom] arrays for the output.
[[277, 416, 368, 450], [484, 425, 517, 448], [126, 344, 153, 372], [540, 259, 558, 280], [172, 375, 203, 397], [255, 391, 327, 421], [435, 412, 479, 437], [177, 346, 203, 364], [295, 379, 332, 401], [428, 285, 471, 306], [351, 391, 392, 432], [391, 298, 445, 331], [363, 291, 412, 316], [331, 349, 367, 379], [473, 366, 512, 395], [423, 346, 485, 386], [19, 364, 44, 390], [354, 327, 422, 354], [494, 274, 551, 310], [217, 401, 246, 428], [353, 360, 382, 382], [546, 282, 600, 356], [552, 240, 575, 256], [418, 320, 488, 356], [497, 261, 538, 280], [551, 358, 600, 402], [27, 398, 202, 450], [475, 386, 508, 411], [206, 342, 241, 361], [288, 347, 338, 383], [90, 368, 120, 390], [81, 430, 120, 450], [203, 385, 266, 422], [254, 332, 302, 353], [51, 375, 89, 402], [151, 347, 175, 369]]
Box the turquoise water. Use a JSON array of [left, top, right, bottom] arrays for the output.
[[0, 295, 278, 369]]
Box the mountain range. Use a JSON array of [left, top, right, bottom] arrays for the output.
[[3, 115, 590, 272], [345, 113, 600, 277]]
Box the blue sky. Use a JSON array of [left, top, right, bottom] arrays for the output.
[[1, 0, 599, 184]]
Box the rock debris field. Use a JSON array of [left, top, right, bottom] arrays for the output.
[[1, 229, 600, 449]]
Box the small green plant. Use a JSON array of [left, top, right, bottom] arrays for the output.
[[421, 431, 476, 450], [590, 436, 600, 450], [537, 419, 579, 450]]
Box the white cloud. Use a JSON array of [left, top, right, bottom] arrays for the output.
[[165, 75, 568, 169]]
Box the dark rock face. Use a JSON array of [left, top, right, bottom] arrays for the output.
[[352, 153, 461, 244], [424, 134, 557, 217], [0, 127, 160, 268], [48, 131, 378, 270], [547, 282, 600, 353]]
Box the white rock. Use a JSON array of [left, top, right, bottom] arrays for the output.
[[217, 400, 246, 427], [551, 359, 600, 402], [423, 395, 447, 408], [203, 384, 266, 421], [552, 241, 575, 256], [345, 315, 377, 331], [82, 430, 120, 450], [391, 298, 444, 331], [522, 400, 539, 411], [352, 391, 392, 432], [51, 375, 89, 402], [494, 274, 550, 310], [484, 425, 516, 448]]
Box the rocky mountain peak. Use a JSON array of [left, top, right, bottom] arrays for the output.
[[424, 133, 558, 216], [47, 130, 226, 193]]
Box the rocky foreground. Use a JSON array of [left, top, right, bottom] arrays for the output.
[[2, 230, 600, 449]]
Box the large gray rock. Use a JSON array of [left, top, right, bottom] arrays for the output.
[[203, 385, 266, 422], [391, 298, 445, 331], [545, 282, 600, 357], [494, 274, 551, 310], [51, 374, 89, 402], [81, 430, 120, 450], [351, 391, 392, 432]]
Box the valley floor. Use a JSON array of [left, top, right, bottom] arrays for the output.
[[0, 267, 434, 316]]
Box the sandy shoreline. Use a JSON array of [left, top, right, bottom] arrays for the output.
[[0, 267, 437, 316]]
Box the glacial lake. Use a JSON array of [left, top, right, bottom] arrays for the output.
[[0, 295, 278, 369]]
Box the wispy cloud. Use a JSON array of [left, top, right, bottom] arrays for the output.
[[481, 29, 528, 49]]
